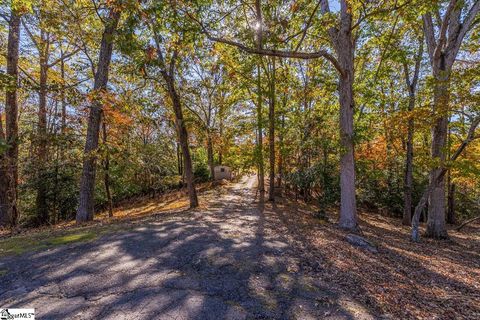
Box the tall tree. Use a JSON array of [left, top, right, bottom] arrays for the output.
[[183, 54, 224, 181], [402, 37, 423, 226], [77, 5, 122, 222], [192, 0, 397, 229], [145, 7, 199, 208], [422, 0, 480, 238], [256, 62, 265, 192], [319, 0, 357, 229], [267, 56, 276, 201], [0, 4, 21, 227]]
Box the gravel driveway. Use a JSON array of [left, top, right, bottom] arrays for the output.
[[0, 176, 375, 319]]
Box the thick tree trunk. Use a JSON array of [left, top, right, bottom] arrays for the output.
[[412, 115, 479, 241], [1, 11, 21, 227], [268, 57, 276, 201], [420, 1, 480, 238], [77, 9, 121, 223], [164, 76, 198, 208], [207, 133, 215, 180], [426, 65, 450, 239], [337, 72, 357, 230], [36, 43, 49, 224], [256, 62, 265, 192], [335, 27, 357, 230]]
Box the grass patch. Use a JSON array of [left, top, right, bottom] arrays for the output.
[[47, 232, 97, 245], [0, 230, 100, 258], [0, 269, 8, 276]]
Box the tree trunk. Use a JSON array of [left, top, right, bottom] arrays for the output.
[[102, 122, 113, 217], [218, 115, 223, 165], [411, 115, 479, 241], [36, 37, 49, 224], [335, 29, 357, 230], [207, 133, 215, 180], [77, 9, 121, 223], [0, 115, 8, 226], [1, 10, 21, 227], [277, 112, 285, 189], [447, 182, 456, 224], [177, 141, 184, 180], [425, 62, 450, 239], [403, 91, 415, 225], [164, 75, 198, 208], [402, 39, 422, 226], [60, 57, 67, 133], [256, 62, 265, 192], [268, 57, 275, 201], [420, 2, 480, 237]]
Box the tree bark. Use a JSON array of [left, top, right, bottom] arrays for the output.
[[402, 40, 422, 226], [256, 62, 265, 192], [277, 111, 285, 189], [426, 62, 450, 239], [333, 6, 357, 230], [218, 113, 223, 165], [0, 114, 8, 226], [1, 10, 21, 227], [421, 1, 480, 238], [268, 57, 276, 201], [36, 30, 50, 224], [164, 74, 199, 208], [411, 116, 479, 242], [402, 96, 414, 225], [337, 66, 357, 230], [76, 8, 121, 223], [177, 141, 184, 179], [207, 132, 215, 180], [60, 56, 67, 133], [446, 182, 456, 224], [102, 122, 113, 217]]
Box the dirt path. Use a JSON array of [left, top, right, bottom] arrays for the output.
[[0, 176, 376, 319]]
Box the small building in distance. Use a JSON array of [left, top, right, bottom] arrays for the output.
[[214, 165, 232, 180]]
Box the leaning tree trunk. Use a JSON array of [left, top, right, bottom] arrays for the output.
[[1, 10, 21, 227], [268, 57, 276, 201], [164, 75, 198, 208], [77, 9, 121, 223], [426, 64, 450, 239]]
